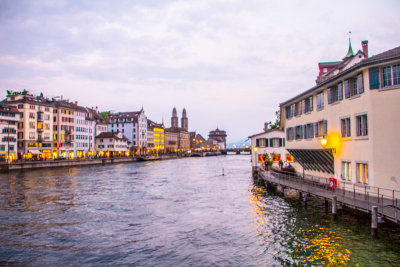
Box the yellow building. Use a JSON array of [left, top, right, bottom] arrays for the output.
[[280, 41, 400, 191], [4, 91, 54, 159], [147, 120, 165, 154]]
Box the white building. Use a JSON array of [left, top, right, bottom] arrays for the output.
[[0, 104, 20, 161], [280, 41, 400, 190], [108, 108, 147, 154], [95, 132, 129, 157], [249, 129, 291, 170]]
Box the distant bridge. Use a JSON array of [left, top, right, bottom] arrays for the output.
[[225, 148, 251, 154]]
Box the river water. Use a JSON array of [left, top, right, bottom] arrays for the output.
[[0, 155, 399, 266]]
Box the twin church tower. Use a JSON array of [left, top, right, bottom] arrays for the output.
[[171, 107, 188, 131]]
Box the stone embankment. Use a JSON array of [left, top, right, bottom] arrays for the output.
[[0, 154, 180, 172]]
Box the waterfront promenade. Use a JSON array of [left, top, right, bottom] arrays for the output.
[[254, 167, 400, 225], [0, 151, 226, 172]]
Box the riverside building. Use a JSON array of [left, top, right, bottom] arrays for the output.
[[0, 104, 20, 161], [3, 91, 54, 159], [108, 108, 148, 155], [249, 129, 291, 170], [147, 120, 165, 154], [280, 40, 400, 190]]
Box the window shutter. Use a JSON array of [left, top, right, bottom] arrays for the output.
[[279, 138, 282, 147], [323, 120, 327, 136], [338, 83, 343, 100], [256, 139, 259, 147], [265, 138, 269, 147], [291, 128, 295, 140], [314, 122, 319, 137], [302, 100, 306, 113], [310, 123, 314, 138], [357, 73, 364, 94], [344, 80, 350, 98], [369, 67, 380, 89], [270, 138, 273, 147], [286, 128, 290, 140], [285, 107, 289, 119], [310, 96, 313, 111], [328, 88, 332, 104], [303, 125, 306, 139], [283, 138, 285, 146]]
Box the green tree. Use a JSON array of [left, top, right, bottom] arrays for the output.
[[264, 110, 281, 131], [100, 111, 110, 121]]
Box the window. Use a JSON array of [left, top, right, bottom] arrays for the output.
[[314, 120, 327, 137], [17, 104, 23, 109], [383, 64, 400, 87], [29, 122, 35, 129], [256, 138, 267, 147], [295, 126, 303, 140], [45, 114, 50, 120], [356, 114, 368, 137], [345, 73, 364, 98], [29, 132, 35, 139], [18, 132, 23, 139], [341, 117, 351, 137], [317, 92, 324, 109], [285, 105, 294, 119], [304, 96, 313, 113], [356, 163, 368, 184], [303, 123, 314, 139], [30, 105, 35, 110], [269, 138, 284, 147], [29, 112, 35, 119], [286, 127, 295, 141], [341, 161, 352, 181], [328, 83, 343, 104], [272, 153, 281, 162]]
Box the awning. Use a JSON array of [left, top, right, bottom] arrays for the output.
[[287, 149, 334, 174], [29, 150, 42, 155]]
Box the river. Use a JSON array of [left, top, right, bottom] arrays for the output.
[[0, 155, 399, 266]]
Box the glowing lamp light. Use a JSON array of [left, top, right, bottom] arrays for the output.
[[320, 138, 327, 147], [253, 147, 258, 152]]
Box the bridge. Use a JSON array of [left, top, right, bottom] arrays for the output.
[[225, 148, 251, 154]]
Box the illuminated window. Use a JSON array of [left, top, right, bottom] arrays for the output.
[[341, 161, 352, 181], [356, 163, 368, 184], [272, 153, 280, 162], [29, 122, 35, 129], [37, 122, 43, 129], [286, 154, 294, 162]]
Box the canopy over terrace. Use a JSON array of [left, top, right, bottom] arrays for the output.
[[287, 148, 334, 174]]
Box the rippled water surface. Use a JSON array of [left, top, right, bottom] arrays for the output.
[[1, 155, 400, 266]]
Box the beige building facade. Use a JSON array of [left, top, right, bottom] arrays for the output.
[[280, 42, 400, 191]]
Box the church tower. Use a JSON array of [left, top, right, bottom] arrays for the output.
[[171, 107, 179, 128], [181, 108, 188, 131]]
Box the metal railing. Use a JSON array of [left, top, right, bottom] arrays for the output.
[[258, 167, 400, 223]]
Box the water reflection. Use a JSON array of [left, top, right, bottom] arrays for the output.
[[247, 182, 400, 266], [0, 156, 399, 266]]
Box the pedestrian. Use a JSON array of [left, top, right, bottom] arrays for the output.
[[279, 159, 283, 169]]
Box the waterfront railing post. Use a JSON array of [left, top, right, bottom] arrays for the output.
[[372, 206, 378, 235]]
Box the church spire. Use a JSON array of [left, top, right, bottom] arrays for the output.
[[344, 31, 355, 59]]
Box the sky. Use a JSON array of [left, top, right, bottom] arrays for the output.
[[0, 0, 399, 142]]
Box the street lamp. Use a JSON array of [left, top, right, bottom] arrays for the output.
[[320, 137, 327, 147]]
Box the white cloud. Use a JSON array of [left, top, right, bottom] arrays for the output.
[[0, 0, 399, 141]]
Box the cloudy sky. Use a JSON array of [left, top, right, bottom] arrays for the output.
[[0, 0, 399, 142]]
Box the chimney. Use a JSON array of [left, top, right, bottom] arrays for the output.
[[362, 40, 368, 57]]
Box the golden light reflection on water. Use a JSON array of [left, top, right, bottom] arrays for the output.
[[248, 184, 352, 266]]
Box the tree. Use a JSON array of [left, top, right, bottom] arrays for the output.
[[264, 110, 281, 131], [100, 111, 110, 121]]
